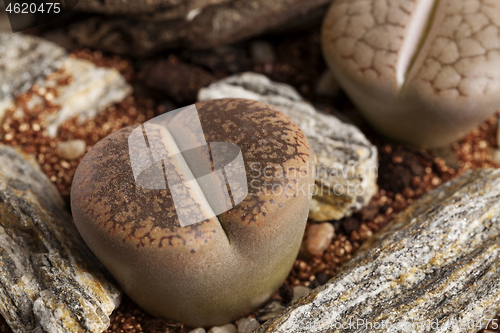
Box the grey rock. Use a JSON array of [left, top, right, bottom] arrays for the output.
[[0, 33, 132, 138], [198, 72, 378, 221], [69, 0, 331, 54], [41, 57, 132, 137], [0, 34, 65, 101], [237, 318, 260, 333], [256, 169, 500, 333], [0, 33, 65, 123], [0, 145, 120, 333]]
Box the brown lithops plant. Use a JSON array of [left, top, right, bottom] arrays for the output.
[[71, 98, 315, 327], [322, 0, 500, 148]]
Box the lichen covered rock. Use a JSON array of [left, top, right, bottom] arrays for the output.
[[0, 145, 120, 333]]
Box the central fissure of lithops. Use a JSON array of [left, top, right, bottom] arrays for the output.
[[398, 0, 443, 89], [140, 123, 233, 244]]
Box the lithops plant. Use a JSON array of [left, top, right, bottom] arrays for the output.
[[322, 0, 500, 148], [71, 98, 315, 327]]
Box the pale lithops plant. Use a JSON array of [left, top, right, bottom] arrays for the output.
[[71, 98, 315, 327], [322, 0, 500, 148]]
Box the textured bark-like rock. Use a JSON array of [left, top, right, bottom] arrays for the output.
[[256, 168, 500, 333], [0, 33, 132, 137], [198, 72, 378, 221], [69, 0, 331, 54], [0, 145, 120, 333]]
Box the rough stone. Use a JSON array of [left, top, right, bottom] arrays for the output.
[[256, 169, 500, 333], [0, 34, 65, 101], [0, 33, 132, 138], [0, 33, 65, 123], [56, 139, 87, 160], [236, 318, 260, 333], [198, 72, 378, 221], [305, 222, 335, 256], [69, 0, 331, 54], [0, 145, 120, 333]]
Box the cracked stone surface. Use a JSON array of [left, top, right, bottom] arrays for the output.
[[0, 145, 120, 333], [256, 168, 500, 332], [322, 0, 500, 148], [0, 33, 132, 137], [198, 72, 378, 221]]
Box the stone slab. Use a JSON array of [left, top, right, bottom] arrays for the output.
[[256, 169, 500, 333]]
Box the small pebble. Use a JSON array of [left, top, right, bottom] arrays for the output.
[[55, 139, 86, 160], [189, 329, 206, 333], [208, 323, 237, 333], [250, 40, 276, 64], [315, 70, 340, 98], [292, 285, 312, 302], [306, 222, 335, 256], [236, 318, 260, 333]]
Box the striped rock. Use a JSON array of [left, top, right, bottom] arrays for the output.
[[0, 33, 131, 137], [198, 72, 378, 222], [0, 145, 120, 333], [256, 168, 500, 333]]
